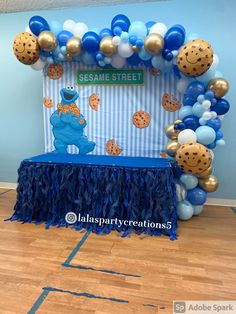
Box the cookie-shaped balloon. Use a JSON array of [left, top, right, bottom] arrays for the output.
[[106, 139, 122, 156], [89, 93, 100, 111], [13, 32, 40, 65], [132, 111, 151, 129], [47, 63, 64, 80], [176, 39, 213, 77], [162, 93, 181, 112], [43, 97, 53, 108], [176, 142, 212, 174]]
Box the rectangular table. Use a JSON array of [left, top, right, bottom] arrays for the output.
[[10, 154, 177, 239]]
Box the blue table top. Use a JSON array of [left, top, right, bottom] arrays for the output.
[[24, 153, 170, 169]]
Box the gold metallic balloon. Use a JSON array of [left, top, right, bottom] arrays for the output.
[[165, 140, 180, 157], [66, 37, 82, 57], [207, 78, 229, 98], [197, 165, 213, 179], [66, 53, 73, 61], [132, 45, 140, 52], [174, 119, 182, 125], [144, 34, 164, 55], [38, 31, 57, 52], [165, 123, 180, 140], [99, 36, 117, 57], [199, 175, 219, 193]]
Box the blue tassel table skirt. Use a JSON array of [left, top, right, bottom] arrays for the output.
[[10, 154, 177, 239]]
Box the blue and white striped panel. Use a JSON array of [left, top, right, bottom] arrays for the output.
[[43, 62, 181, 157]]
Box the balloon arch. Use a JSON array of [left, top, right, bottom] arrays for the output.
[[13, 14, 230, 221]]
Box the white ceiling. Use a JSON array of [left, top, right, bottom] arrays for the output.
[[0, 0, 161, 13]]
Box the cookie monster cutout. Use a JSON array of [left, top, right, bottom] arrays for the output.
[[50, 86, 95, 154]]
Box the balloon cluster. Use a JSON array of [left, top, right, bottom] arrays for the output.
[[12, 15, 187, 71], [165, 76, 230, 221]]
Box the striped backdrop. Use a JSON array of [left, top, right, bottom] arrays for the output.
[[43, 62, 180, 157]]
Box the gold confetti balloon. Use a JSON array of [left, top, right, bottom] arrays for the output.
[[165, 140, 180, 157], [38, 31, 57, 52], [207, 78, 229, 98], [66, 37, 82, 57], [144, 33, 164, 55], [99, 36, 117, 57], [13, 32, 40, 65], [198, 175, 219, 192], [165, 123, 180, 140]]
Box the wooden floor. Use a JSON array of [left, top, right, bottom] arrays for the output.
[[0, 188, 235, 314]]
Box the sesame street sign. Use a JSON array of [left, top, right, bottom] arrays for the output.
[[77, 68, 144, 86]]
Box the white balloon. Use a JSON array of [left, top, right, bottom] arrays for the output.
[[30, 58, 46, 71], [175, 183, 187, 202], [202, 111, 212, 120], [211, 111, 217, 118], [209, 149, 214, 160], [212, 54, 219, 68], [63, 20, 76, 33], [218, 114, 224, 121], [178, 129, 197, 145], [73, 22, 88, 38], [177, 78, 190, 93], [118, 42, 133, 58], [202, 100, 211, 109], [111, 54, 126, 69], [150, 23, 167, 37], [112, 36, 121, 46]]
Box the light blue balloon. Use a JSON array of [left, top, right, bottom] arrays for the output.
[[60, 46, 67, 55], [177, 200, 194, 220], [193, 205, 203, 215], [214, 70, 223, 78], [81, 52, 96, 65], [196, 126, 216, 145], [199, 117, 207, 125], [197, 68, 215, 82], [46, 57, 54, 64], [197, 95, 205, 104], [138, 47, 152, 61], [120, 31, 129, 42], [216, 139, 225, 146], [192, 102, 208, 118], [57, 53, 65, 61], [49, 20, 62, 35], [178, 106, 193, 120], [129, 21, 147, 40], [180, 174, 198, 190]]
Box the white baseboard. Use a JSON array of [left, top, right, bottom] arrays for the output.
[[206, 198, 236, 207], [0, 182, 17, 189], [0, 182, 235, 207]]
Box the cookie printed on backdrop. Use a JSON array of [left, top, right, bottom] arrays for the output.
[[12, 14, 231, 221]]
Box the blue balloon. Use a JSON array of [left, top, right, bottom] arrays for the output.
[[111, 14, 130, 33], [129, 35, 137, 45], [183, 115, 200, 131], [187, 187, 207, 205], [113, 26, 122, 36], [142, 59, 152, 67], [195, 126, 216, 145], [207, 118, 221, 131], [145, 21, 156, 34], [173, 65, 182, 79], [81, 52, 96, 65], [138, 47, 152, 61], [207, 141, 216, 149], [178, 106, 193, 120], [204, 90, 215, 100], [164, 24, 185, 50], [174, 122, 186, 131], [193, 205, 203, 215], [183, 94, 196, 106], [99, 28, 112, 39], [211, 98, 230, 115], [127, 53, 141, 66], [82, 31, 100, 53], [49, 21, 62, 36], [57, 30, 73, 47], [129, 21, 147, 40], [186, 81, 205, 100], [29, 16, 50, 36], [215, 130, 223, 140], [162, 49, 173, 61], [177, 200, 194, 220], [180, 174, 198, 190]]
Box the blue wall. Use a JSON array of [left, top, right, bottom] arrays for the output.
[[0, 0, 235, 199]]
